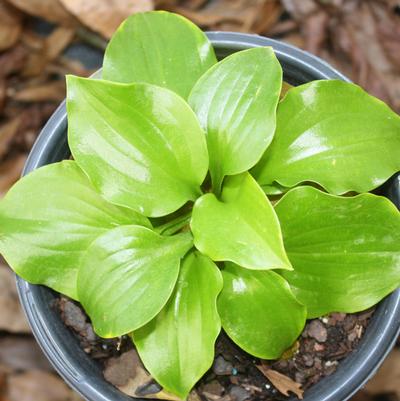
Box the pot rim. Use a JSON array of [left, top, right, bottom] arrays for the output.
[[16, 31, 400, 401]]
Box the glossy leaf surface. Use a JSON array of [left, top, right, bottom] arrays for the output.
[[189, 47, 282, 192], [276, 186, 400, 317], [218, 263, 306, 359], [134, 252, 222, 399], [254, 80, 400, 194], [78, 226, 192, 337], [67, 76, 208, 217], [191, 173, 291, 270], [0, 161, 149, 300], [102, 11, 217, 99]]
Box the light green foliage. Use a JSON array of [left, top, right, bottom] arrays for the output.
[[78, 226, 192, 337], [134, 252, 222, 399], [0, 161, 149, 299], [275, 186, 400, 317], [189, 47, 282, 192], [218, 263, 306, 359], [191, 173, 291, 271], [253, 80, 400, 194], [67, 77, 208, 217], [103, 11, 217, 99]]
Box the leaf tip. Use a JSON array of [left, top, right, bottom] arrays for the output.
[[65, 74, 79, 86]]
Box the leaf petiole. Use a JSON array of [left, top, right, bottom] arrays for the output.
[[154, 211, 192, 236]]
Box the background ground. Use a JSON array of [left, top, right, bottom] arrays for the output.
[[0, 0, 399, 400]]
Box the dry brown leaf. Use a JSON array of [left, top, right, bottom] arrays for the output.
[[350, 390, 374, 401], [53, 56, 92, 77], [268, 19, 298, 36], [20, 29, 44, 51], [0, 337, 52, 372], [160, 0, 206, 10], [282, 0, 327, 53], [168, 5, 241, 27], [0, 263, 30, 332], [256, 365, 304, 399], [11, 81, 66, 102], [281, 0, 318, 17], [302, 10, 329, 54], [236, 0, 271, 32], [104, 349, 180, 400], [0, 0, 22, 51], [0, 80, 6, 114], [7, 103, 57, 148], [280, 0, 400, 113], [59, 0, 153, 38], [172, 0, 268, 32], [282, 33, 305, 49], [5, 370, 83, 401], [21, 26, 75, 78], [251, 1, 283, 35], [0, 155, 26, 195], [154, 0, 184, 11], [0, 118, 21, 159], [21, 53, 49, 78], [0, 370, 9, 401], [5, 0, 76, 25], [45, 26, 76, 61], [160, 0, 275, 32], [0, 372, 5, 392], [364, 348, 400, 397], [331, 1, 400, 112], [0, 45, 28, 79], [75, 26, 107, 50]]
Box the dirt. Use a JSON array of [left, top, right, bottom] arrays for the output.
[[57, 296, 374, 400]]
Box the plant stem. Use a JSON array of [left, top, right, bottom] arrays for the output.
[[154, 212, 192, 236], [211, 170, 224, 198]]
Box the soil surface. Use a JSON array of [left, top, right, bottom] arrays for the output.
[[57, 296, 373, 400]]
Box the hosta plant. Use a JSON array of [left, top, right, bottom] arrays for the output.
[[2, 10, 400, 400]]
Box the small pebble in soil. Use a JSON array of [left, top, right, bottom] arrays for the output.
[[60, 299, 86, 332], [302, 354, 314, 367], [229, 385, 251, 401], [202, 380, 224, 397], [314, 343, 325, 352], [213, 355, 234, 376], [306, 320, 328, 343], [328, 313, 347, 325], [136, 380, 163, 397]]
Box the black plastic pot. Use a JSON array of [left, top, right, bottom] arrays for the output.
[[16, 32, 400, 401]]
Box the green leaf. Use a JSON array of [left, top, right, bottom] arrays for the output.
[[253, 80, 400, 194], [67, 76, 209, 217], [261, 182, 289, 196], [78, 225, 192, 337], [191, 172, 291, 270], [0, 161, 149, 300], [102, 11, 217, 99], [218, 262, 306, 359], [189, 47, 282, 193], [275, 186, 400, 318], [134, 251, 222, 399]]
